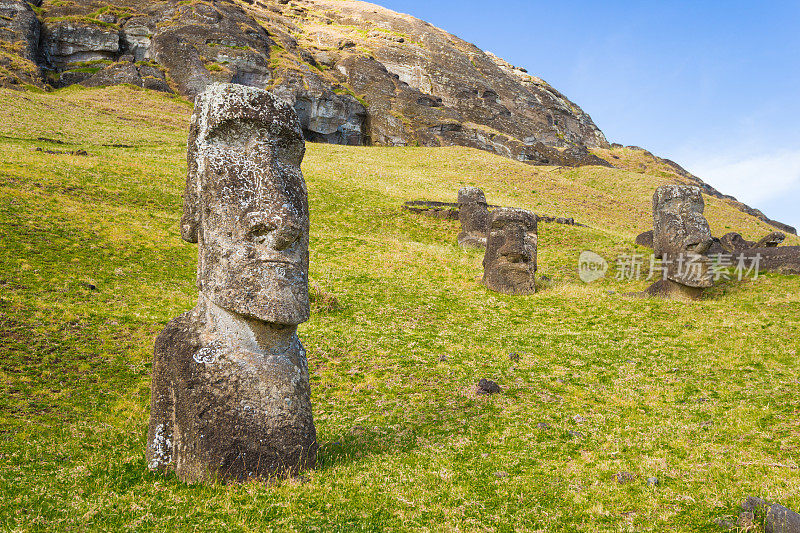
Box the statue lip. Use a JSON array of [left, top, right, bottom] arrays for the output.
[[256, 259, 300, 266], [495, 261, 533, 271]]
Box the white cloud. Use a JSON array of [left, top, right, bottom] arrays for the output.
[[684, 149, 800, 205]]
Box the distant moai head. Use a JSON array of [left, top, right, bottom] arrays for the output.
[[457, 186, 490, 248], [482, 208, 537, 295], [181, 83, 310, 325], [652, 185, 713, 288]]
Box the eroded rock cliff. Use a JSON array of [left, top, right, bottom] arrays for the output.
[[0, 0, 609, 166], [0, 0, 793, 233]]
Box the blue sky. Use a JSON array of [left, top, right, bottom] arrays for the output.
[[377, 0, 800, 232]]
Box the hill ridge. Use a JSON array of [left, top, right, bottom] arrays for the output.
[[0, 0, 794, 233]]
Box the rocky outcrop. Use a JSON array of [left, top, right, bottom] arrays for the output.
[[41, 21, 120, 67], [81, 57, 170, 92], [0, 0, 42, 86], [3, 0, 610, 158], [0, 0, 794, 232]]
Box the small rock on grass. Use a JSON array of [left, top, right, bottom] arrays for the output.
[[737, 511, 755, 530], [509, 352, 520, 361], [614, 472, 636, 484], [536, 422, 549, 430], [742, 496, 768, 513], [646, 477, 659, 487], [477, 378, 501, 394], [715, 517, 736, 531], [736, 496, 800, 533], [766, 503, 800, 533]]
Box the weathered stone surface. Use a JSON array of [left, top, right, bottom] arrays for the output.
[[754, 231, 786, 248], [402, 200, 460, 220], [482, 208, 537, 295], [642, 279, 704, 301], [719, 232, 753, 253], [0, 0, 42, 86], [271, 77, 367, 146], [457, 186, 490, 249], [477, 378, 501, 394], [718, 231, 788, 254], [733, 247, 800, 275], [635, 230, 654, 248], [121, 16, 156, 62], [650, 185, 713, 290], [80, 60, 171, 92], [0, 0, 40, 63], [766, 503, 800, 533], [149, 2, 272, 97], [42, 21, 120, 67], [147, 83, 316, 483]]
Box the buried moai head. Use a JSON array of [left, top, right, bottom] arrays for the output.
[[181, 83, 310, 325], [482, 208, 538, 295], [147, 84, 317, 483], [652, 185, 713, 288], [457, 186, 490, 248]]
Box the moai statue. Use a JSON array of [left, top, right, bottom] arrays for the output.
[[482, 208, 538, 295], [646, 185, 713, 299], [147, 83, 317, 483], [457, 186, 490, 248]]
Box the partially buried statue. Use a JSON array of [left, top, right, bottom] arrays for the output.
[[457, 186, 490, 248], [147, 83, 317, 483], [645, 185, 713, 299], [482, 208, 538, 295]]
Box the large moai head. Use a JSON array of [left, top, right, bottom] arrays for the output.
[[181, 83, 310, 325], [652, 185, 713, 288], [482, 208, 538, 295], [457, 186, 490, 248]]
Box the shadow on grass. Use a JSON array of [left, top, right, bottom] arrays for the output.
[[315, 424, 418, 471]]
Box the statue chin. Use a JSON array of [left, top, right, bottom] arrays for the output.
[[201, 258, 310, 325], [209, 287, 309, 325]]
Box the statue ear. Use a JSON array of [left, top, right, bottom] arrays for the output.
[[180, 120, 200, 243]]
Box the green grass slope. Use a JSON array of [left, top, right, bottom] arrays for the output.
[[0, 86, 798, 532]]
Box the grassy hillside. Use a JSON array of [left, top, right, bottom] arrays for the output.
[[0, 86, 798, 532]]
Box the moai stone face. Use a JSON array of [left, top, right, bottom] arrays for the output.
[[753, 231, 785, 248], [482, 208, 537, 295], [457, 186, 490, 248], [719, 232, 752, 254], [651, 185, 713, 289], [148, 83, 317, 483], [182, 83, 310, 325]]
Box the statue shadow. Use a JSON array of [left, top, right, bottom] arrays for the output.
[[315, 425, 416, 470]]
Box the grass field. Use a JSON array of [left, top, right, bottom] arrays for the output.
[[0, 85, 798, 532]]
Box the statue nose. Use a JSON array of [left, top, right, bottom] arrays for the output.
[[272, 221, 301, 251], [498, 228, 529, 262], [244, 212, 302, 251]]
